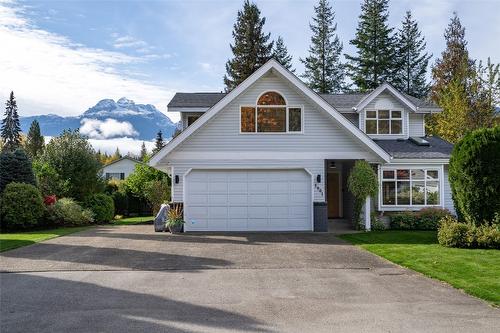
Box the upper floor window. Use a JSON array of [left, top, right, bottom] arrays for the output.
[[365, 110, 402, 135], [241, 91, 302, 133]]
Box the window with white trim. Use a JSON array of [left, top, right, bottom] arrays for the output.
[[241, 91, 302, 133], [365, 110, 402, 135], [381, 168, 440, 206]]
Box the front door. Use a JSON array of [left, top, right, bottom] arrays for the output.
[[327, 172, 341, 218]]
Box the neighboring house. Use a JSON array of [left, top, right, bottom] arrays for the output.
[[101, 157, 142, 180], [150, 59, 453, 232]]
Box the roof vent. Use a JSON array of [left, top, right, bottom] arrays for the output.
[[410, 137, 430, 146]]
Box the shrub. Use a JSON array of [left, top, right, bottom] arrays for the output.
[[0, 149, 36, 194], [390, 211, 417, 230], [143, 179, 170, 216], [347, 161, 378, 229], [390, 208, 451, 230], [49, 198, 94, 226], [449, 126, 500, 225], [415, 207, 451, 230], [370, 213, 386, 231], [438, 216, 500, 249], [0, 182, 44, 230], [85, 193, 115, 223]]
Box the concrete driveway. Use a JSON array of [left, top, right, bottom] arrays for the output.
[[1, 225, 498, 332]]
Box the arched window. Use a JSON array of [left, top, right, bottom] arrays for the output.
[[241, 91, 302, 133]]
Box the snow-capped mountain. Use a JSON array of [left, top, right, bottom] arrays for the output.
[[20, 98, 177, 140]]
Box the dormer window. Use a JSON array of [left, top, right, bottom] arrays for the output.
[[365, 110, 402, 135], [241, 91, 302, 133]]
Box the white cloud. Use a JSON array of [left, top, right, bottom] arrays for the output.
[[0, 1, 176, 120], [88, 137, 156, 155], [113, 35, 148, 49], [79, 118, 138, 139]]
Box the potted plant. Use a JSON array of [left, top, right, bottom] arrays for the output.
[[166, 205, 184, 234]]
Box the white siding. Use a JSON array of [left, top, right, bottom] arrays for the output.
[[409, 113, 425, 137], [101, 159, 139, 179], [360, 93, 410, 140], [443, 165, 456, 215], [172, 73, 377, 157]]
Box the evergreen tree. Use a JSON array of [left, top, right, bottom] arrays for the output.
[[345, 0, 397, 91], [427, 13, 494, 143], [1, 91, 22, 151], [0, 149, 36, 193], [153, 130, 164, 154], [25, 120, 45, 159], [224, 0, 273, 91], [113, 147, 121, 160], [395, 11, 432, 98], [301, 0, 345, 93], [430, 12, 473, 102], [272, 36, 295, 72], [140, 141, 148, 161]]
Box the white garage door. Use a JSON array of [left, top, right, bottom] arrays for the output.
[[184, 169, 312, 231]]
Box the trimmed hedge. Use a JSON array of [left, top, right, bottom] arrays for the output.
[[438, 215, 500, 249], [449, 126, 500, 225], [85, 193, 115, 223], [0, 182, 44, 230], [390, 208, 451, 230]]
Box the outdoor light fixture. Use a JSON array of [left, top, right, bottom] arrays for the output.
[[175, 175, 179, 184], [316, 174, 321, 183]]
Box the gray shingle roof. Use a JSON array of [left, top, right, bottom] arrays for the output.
[[168, 92, 226, 108], [168, 91, 439, 110], [375, 137, 453, 159]]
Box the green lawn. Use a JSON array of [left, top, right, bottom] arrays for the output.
[[0, 227, 90, 252], [112, 216, 154, 225], [339, 231, 500, 306]]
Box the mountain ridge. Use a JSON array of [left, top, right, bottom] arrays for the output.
[[20, 98, 177, 140]]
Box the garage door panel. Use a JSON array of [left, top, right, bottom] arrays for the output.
[[185, 169, 311, 231], [228, 182, 247, 193]]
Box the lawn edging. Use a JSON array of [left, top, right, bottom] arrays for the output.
[[339, 231, 500, 306]]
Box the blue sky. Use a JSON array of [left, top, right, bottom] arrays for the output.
[[1, 0, 499, 124]]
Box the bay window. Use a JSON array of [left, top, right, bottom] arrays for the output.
[[381, 168, 440, 207], [241, 91, 302, 133], [365, 109, 403, 135]]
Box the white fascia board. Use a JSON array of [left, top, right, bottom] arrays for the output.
[[167, 107, 210, 113], [355, 83, 417, 112], [387, 158, 449, 165], [150, 59, 391, 166]]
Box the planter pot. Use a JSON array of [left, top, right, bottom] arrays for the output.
[[168, 224, 183, 234]]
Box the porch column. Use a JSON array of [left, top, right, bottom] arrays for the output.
[[364, 196, 371, 231]]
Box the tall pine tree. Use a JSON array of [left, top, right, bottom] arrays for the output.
[[140, 141, 148, 161], [301, 0, 345, 93], [430, 12, 473, 102], [428, 13, 493, 143], [272, 36, 295, 72], [25, 120, 45, 159], [395, 11, 432, 98], [153, 130, 164, 154], [224, 0, 273, 91], [1, 91, 21, 151], [345, 0, 397, 91]]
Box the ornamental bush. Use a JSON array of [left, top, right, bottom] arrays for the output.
[[347, 160, 378, 229], [85, 193, 115, 223], [390, 208, 451, 230], [438, 215, 500, 249], [0, 182, 44, 230], [49, 198, 94, 226], [448, 126, 500, 225]]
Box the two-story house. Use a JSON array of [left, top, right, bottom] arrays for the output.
[[150, 59, 453, 232]]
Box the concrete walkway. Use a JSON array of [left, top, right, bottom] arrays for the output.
[[1, 225, 498, 332]]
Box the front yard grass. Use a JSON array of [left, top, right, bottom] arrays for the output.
[[112, 216, 154, 225], [339, 231, 500, 306], [0, 227, 90, 252]]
